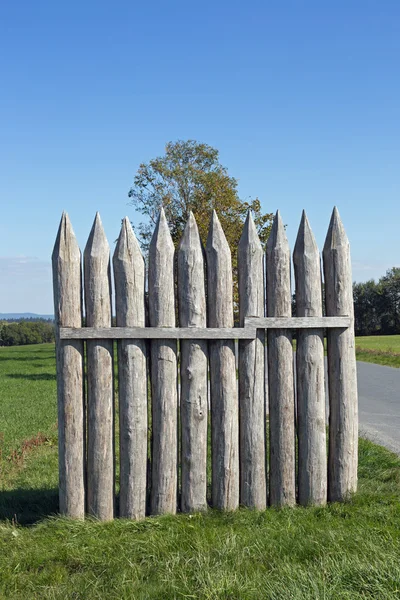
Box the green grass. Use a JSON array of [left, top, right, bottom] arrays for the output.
[[0, 344, 58, 520], [355, 335, 400, 368], [292, 334, 400, 367], [0, 344, 57, 469], [355, 335, 400, 352], [1, 344, 400, 598], [1, 439, 400, 599]]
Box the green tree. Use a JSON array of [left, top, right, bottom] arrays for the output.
[[0, 321, 55, 346], [378, 267, 400, 334], [352, 268, 400, 336], [353, 280, 380, 336], [128, 140, 274, 313]]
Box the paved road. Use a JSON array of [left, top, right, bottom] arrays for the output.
[[295, 355, 400, 454], [356, 361, 400, 454], [238, 346, 400, 453]]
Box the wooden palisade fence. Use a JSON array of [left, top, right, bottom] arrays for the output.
[[52, 207, 357, 520]]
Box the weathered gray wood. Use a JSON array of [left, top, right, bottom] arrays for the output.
[[84, 213, 114, 521], [149, 207, 178, 515], [60, 317, 350, 340], [293, 211, 327, 506], [206, 210, 239, 510], [266, 211, 296, 506], [323, 207, 358, 501], [238, 211, 266, 509], [61, 327, 256, 339], [178, 212, 208, 513], [245, 316, 350, 330], [113, 217, 147, 519], [52, 213, 85, 519]]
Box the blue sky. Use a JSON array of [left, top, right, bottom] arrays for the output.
[[1, 1, 399, 313]]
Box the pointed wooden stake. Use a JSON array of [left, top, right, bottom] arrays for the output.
[[52, 213, 85, 519], [206, 210, 239, 510], [266, 211, 296, 506], [238, 211, 266, 509], [323, 207, 358, 501], [84, 213, 114, 521], [148, 207, 178, 515], [293, 211, 327, 506], [178, 212, 208, 513], [113, 218, 147, 519]]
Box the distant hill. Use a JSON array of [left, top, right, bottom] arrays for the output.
[[0, 313, 54, 321]]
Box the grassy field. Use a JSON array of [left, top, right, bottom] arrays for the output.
[[1, 343, 400, 598], [0, 344, 57, 479], [355, 334, 400, 368]]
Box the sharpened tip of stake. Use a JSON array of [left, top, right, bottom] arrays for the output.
[[244, 210, 254, 228], [293, 210, 318, 259], [120, 216, 134, 239], [150, 206, 174, 252], [206, 209, 230, 252], [323, 206, 348, 252], [90, 212, 104, 237], [84, 212, 110, 258], [274, 210, 285, 231], [158, 205, 169, 229], [52, 212, 79, 261], [114, 217, 142, 262], [185, 210, 198, 232], [266, 210, 288, 252], [179, 211, 202, 252], [238, 210, 261, 250]]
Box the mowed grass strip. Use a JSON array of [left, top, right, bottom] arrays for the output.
[[0, 344, 400, 597], [355, 334, 400, 368]]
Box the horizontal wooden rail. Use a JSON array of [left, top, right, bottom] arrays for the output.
[[60, 327, 256, 340], [60, 316, 350, 340], [245, 316, 351, 329]]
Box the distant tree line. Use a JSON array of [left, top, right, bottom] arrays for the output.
[[0, 320, 55, 346], [353, 267, 400, 336], [1, 316, 54, 323]]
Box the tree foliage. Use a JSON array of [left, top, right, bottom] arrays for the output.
[[353, 267, 400, 336], [129, 140, 273, 318], [128, 140, 274, 317], [128, 140, 273, 252], [0, 320, 55, 346]]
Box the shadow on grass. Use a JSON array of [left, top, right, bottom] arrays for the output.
[[6, 373, 56, 381], [0, 487, 59, 525]]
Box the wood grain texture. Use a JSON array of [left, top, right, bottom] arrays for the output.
[[266, 211, 296, 507], [113, 217, 147, 519], [148, 207, 178, 515], [245, 317, 350, 330], [60, 316, 350, 341], [52, 212, 85, 519], [293, 211, 327, 506], [60, 326, 256, 339], [206, 210, 239, 510], [84, 213, 114, 521], [238, 211, 266, 509], [178, 212, 208, 512], [323, 207, 358, 502]]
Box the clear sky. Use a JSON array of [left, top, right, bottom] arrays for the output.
[[1, 1, 399, 314]]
